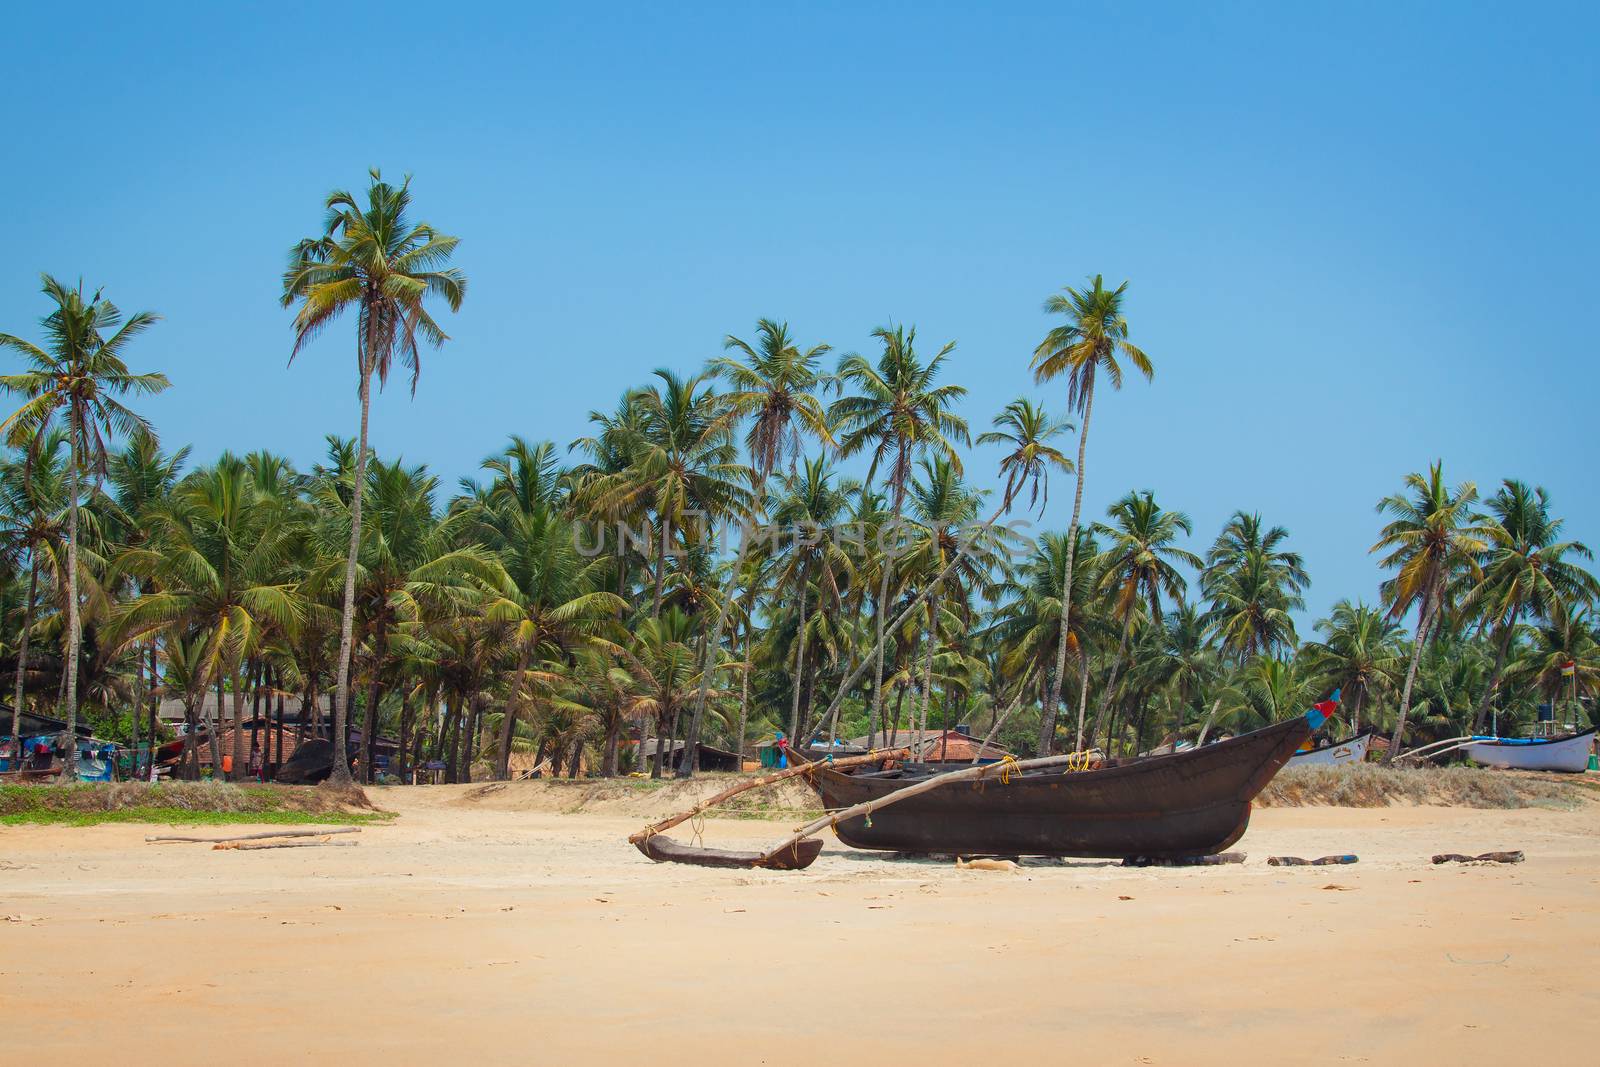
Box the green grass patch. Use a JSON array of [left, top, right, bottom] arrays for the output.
[[0, 781, 393, 827]]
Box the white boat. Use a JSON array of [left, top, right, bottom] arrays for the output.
[[1288, 731, 1373, 767], [1463, 729, 1596, 773]]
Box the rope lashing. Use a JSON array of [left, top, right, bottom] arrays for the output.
[[997, 754, 1020, 785]]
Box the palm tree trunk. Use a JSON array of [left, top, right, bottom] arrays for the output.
[[1042, 375, 1094, 756], [1349, 685, 1364, 735], [735, 621, 751, 766], [1470, 620, 1516, 734], [396, 689, 413, 784], [1195, 696, 1224, 745], [10, 550, 38, 755], [917, 590, 940, 762], [1092, 612, 1135, 741], [868, 549, 894, 749], [148, 644, 160, 780], [60, 444, 82, 781], [1385, 594, 1439, 763], [444, 697, 461, 784], [230, 668, 247, 781], [361, 618, 389, 785], [973, 664, 1037, 760], [602, 715, 621, 778], [787, 566, 811, 742], [1074, 644, 1092, 750], [650, 518, 670, 620], [497, 637, 535, 780], [650, 710, 668, 779], [329, 362, 372, 788], [272, 667, 285, 780]]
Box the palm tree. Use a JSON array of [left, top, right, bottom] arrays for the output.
[[0, 428, 70, 747], [1371, 462, 1487, 759], [311, 456, 495, 782], [106, 429, 190, 761], [676, 320, 832, 776], [1465, 480, 1598, 731], [1201, 515, 1307, 661], [1089, 490, 1199, 743], [1301, 600, 1402, 734], [1031, 276, 1152, 752], [767, 457, 855, 744], [1, 275, 169, 777], [619, 607, 709, 779], [1511, 604, 1600, 725], [829, 325, 969, 745], [591, 370, 750, 620], [900, 457, 1007, 753], [809, 397, 1067, 744], [469, 459, 625, 780], [282, 169, 467, 786], [112, 456, 303, 775]]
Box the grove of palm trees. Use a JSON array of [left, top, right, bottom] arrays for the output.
[[4, 174, 1597, 788]]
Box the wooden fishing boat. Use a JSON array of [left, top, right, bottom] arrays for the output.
[[1287, 731, 1373, 768], [1462, 729, 1595, 773], [635, 834, 824, 870], [808, 716, 1309, 859]]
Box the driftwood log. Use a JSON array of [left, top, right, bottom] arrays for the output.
[[1432, 851, 1524, 865], [753, 752, 1092, 867], [1267, 854, 1359, 866], [213, 837, 360, 851], [146, 827, 362, 844], [1123, 852, 1247, 868], [628, 749, 908, 847]]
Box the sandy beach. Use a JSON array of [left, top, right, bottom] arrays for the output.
[[4, 785, 1598, 1065]]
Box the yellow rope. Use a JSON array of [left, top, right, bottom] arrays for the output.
[[689, 810, 707, 847], [997, 754, 1019, 784]]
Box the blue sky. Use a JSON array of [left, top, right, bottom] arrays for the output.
[[4, 1, 1596, 625]]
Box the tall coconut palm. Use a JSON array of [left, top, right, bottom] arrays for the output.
[[592, 370, 750, 621], [1031, 276, 1152, 752], [829, 325, 969, 745], [1465, 480, 1598, 731], [282, 169, 467, 786], [900, 457, 1008, 753], [472, 493, 626, 780], [676, 321, 832, 776], [810, 396, 1067, 743], [1301, 600, 1403, 734], [310, 456, 497, 782], [1202, 511, 1308, 660], [976, 399, 1072, 518], [112, 456, 304, 775], [106, 429, 190, 760], [0, 428, 70, 747], [1, 275, 169, 778], [1089, 490, 1199, 740], [1511, 604, 1600, 723], [1371, 462, 1487, 759], [619, 607, 711, 779], [1201, 515, 1307, 661], [767, 457, 856, 744]]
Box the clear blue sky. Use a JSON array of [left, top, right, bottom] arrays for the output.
[[5, 1, 1596, 625]]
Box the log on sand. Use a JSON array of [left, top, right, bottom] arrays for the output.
[[146, 827, 363, 844], [1432, 851, 1524, 865], [213, 837, 360, 851], [628, 749, 908, 849]]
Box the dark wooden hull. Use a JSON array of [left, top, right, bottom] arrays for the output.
[[811, 717, 1309, 859], [634, 834, 823, 870]]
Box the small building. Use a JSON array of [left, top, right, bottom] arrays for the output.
[[844, 727, 1009, 764], [634, 739, 743, 773]]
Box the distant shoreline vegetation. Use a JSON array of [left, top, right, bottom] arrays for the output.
[[2, 175, 1595, 791]]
